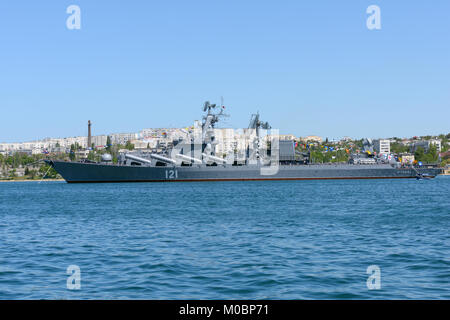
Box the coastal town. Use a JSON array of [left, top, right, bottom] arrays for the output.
[[0, 122, 449, 180]]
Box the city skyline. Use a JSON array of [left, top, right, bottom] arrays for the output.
[[1, 122, 447, 149], [1, 120, 449, 146], [1, 1, 449, 142]]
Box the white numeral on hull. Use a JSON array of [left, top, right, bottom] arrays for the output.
[[165, 170, 178, 179]]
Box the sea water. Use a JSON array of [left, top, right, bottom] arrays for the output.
[[0, 177, 449, 299]]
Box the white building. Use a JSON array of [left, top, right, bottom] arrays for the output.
[[373, 139, 390, 155], [91, 135, 108, 148], [140, 128, 187, 141], [0, 136, 88, 154], [214, 128, 258, 157], [300, 135, 323, 143], [214, 129, 239, 156], [109, 133, 139, 145], [411, 139, 441, 152], [278, 134, 297, 141], [131, 140, 150, 150]]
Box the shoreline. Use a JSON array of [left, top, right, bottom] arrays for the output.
[[0, 179, 65, 183]]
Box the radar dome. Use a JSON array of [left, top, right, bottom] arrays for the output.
[[101, 154, 113, 162]]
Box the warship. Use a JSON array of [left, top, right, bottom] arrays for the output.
[[46, 102, 442, 183]]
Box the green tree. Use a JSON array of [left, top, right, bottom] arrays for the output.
[[414, 146, 425, 162], [425, 144, 439, 163], [87, 151, 96, 161], [354, 139, 363, 150], [310, 150, 324, 163], [125, 141, 134, 151], [390, 142, 409, 154], [333, 150, 349, 162], [69, 144, 76, 161], [28, 169, 37, 179], [323, 152, 332, 163], [38, 165, 58, 179], [106, 136, 112, 152]]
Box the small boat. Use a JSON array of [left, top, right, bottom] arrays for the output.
[[416, 173, 433, 180]]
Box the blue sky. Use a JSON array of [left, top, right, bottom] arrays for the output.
[[0, 1, 449, 143]]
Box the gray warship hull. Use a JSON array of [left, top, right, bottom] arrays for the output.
[[47, 160, 442, 183]]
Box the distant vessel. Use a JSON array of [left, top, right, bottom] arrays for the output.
[[46, 102, 442, 183], [416, 173, 433, 180]]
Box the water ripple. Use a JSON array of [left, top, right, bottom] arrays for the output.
[[0, 177, 449, 299]]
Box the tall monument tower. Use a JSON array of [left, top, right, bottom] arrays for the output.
[[88, 120, 92, 149]]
